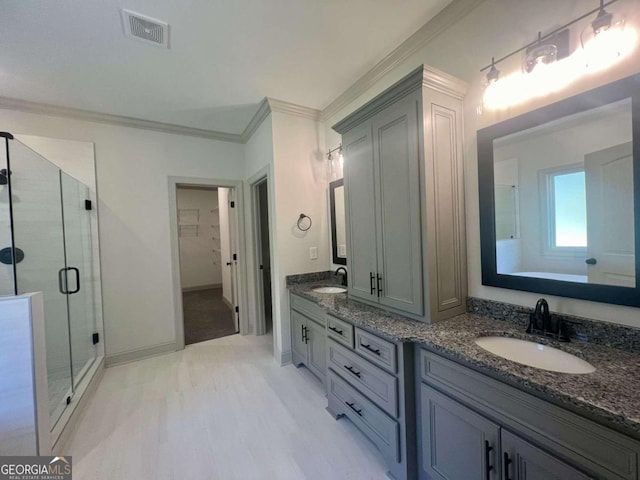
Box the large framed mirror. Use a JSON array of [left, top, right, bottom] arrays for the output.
[[329, 178, 346, 265], [478, 73, 640, 307]]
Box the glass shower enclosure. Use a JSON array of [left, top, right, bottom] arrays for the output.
[[0, 132, 103, 433]]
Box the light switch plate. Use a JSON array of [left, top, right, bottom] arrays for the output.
[[309, 247, 318, 260]]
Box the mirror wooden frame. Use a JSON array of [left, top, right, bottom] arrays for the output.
[[329, 178, 346, 265], [477, 73, 640, 308]]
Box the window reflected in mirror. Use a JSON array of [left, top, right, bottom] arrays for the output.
[[493, 98, 635, 287]]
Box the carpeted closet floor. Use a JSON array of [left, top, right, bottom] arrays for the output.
[[182, 288, 237, 345]]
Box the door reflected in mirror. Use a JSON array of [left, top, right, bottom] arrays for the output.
[[493, 98, 635, 287], [330, 179, 346, 265]]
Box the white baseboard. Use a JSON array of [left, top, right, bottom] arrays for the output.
[[182, 283, 222, 292], [105, 341, 178, 367], [52, 357, 105, 455], [222, 295, 233, 309], [279, 350, 292, 366]]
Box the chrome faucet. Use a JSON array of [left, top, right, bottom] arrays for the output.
[[335, 267, 348, 286]]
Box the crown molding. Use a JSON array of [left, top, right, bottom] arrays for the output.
[[320, 0, 486, 122], [240, 97, 322, 142], [332, 64, 469, 134], [0, 96, 244, 143], [423, 64, 469, 100], [240, 98, 271, 143], [266, 97, 321, 120]]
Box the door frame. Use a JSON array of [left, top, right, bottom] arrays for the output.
[[248, 168, 274, 337], [251, 175, 269, 336], [168, 176, 248, 350]]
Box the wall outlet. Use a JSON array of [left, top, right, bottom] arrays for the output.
[[309, 246, 318, 260], [338, 244, 347, 257]]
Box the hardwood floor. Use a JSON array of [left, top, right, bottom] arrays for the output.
[[66, 334, 388, 479]]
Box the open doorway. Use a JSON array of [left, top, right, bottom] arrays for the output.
[[253, 177, 273, 337], [176, 186, 238, 344]]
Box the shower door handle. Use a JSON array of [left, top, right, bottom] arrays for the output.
[[67, 267, 80, 294], [58, 268, 68, 294]]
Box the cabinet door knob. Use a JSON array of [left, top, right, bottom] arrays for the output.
[[585, 257, 597, 265]]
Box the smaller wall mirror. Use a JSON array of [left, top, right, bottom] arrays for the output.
[[478, 74, 640, 308], [330, 179, 346, 265]]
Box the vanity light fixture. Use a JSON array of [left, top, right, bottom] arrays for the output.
[[327, 144, 344, 168], [523, 32, 560, 74], [486, 57, 500, 84], [481, 0, 635, 110], [580, 0, 634, 71]]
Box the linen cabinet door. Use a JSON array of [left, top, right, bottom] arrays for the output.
[[291, 310, 308, 366], [305, 319, 326, 383], [372, 93, 424, 315], [420, 384, 500, 480], [501, 430, 592, 480], [343, 123, 378, 303]]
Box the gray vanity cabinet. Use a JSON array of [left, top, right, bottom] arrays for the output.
[[334, 64, 468, 322], [502, 430, 592, 480], [342, 123, 377, 302], [417, 348, 640, 480], [305, 319, 326, 381], [342, 90, 423, 316], [327, 327, 416, 480], [291, 310, 308, 366], [421, 384, 500, 480], [372, 94, 424, 315], [290, 294, 327, 384]]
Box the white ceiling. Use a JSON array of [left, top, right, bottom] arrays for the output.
[[0, 0, 453, 134]]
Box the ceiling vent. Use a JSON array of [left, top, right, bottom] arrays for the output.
[[121, 9, 170, 49]]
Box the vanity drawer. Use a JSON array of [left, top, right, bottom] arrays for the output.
[[326, 314, 354, 348], [327, 370, 400, 464], [328, 339, 398, 417], [355, 327, 397, 374], [290, 293, 325, 325]]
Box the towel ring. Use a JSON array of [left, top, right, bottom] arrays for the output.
[[297, 213, 312, 232]]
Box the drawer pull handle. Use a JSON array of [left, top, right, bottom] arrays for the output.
[[343, 365, 361, 378], [301, 325, 307, 343], [484, 441, 493, 480], [376, 273, 382, 297], [503, 452, 512, 480], [360, 342, 381, 356], [369, 272, 375, 295], [345, 401, 363, 416], [328, 326, 344, 335]]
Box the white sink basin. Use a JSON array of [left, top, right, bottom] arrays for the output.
[[474, 336, 595, 374], [312, 286, 347, 294]]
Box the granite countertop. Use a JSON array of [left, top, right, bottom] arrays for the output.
[[288, 280, 640, 440]]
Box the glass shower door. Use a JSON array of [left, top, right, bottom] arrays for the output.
[[60, 172, 97, 387], [9, 141, 73, 428]]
